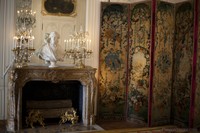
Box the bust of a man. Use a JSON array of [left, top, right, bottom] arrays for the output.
[[37, 31, 63, 67]]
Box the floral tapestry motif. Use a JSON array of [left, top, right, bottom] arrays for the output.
[[131, 3, 151, 46], [105, 50, 122, 71], [127, 3, 151, 122], [128, 46, 150, 122], [100, 74, 125, 108], [152, 2, 174, 124], [173, 2, 193, 125], [99, 3, 128, 120], [156, 49, 171, 73]]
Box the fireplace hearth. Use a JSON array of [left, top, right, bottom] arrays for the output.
[[7, 65, 97, 132], [22, 80, 83, 128]]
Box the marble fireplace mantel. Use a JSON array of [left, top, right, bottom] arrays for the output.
[[6, 65, 97, 132]]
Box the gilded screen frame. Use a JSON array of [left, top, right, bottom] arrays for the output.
[[41, 0, 77, 17]]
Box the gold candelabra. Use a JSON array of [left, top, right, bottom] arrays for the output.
[[12, 9, 36, 68], [12, 36, 35, 68], [64, 26, 92, 68]]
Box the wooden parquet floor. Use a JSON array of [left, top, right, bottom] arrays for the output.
[[0, 120, 144, 132], [96, 121, 146, 130], [1, 120, 199, 133]]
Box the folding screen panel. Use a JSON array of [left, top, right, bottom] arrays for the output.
[[99, 1, 151, 122], [98, 3, 128, 120], [152, 1, 174, 125], [194, 0, 200, 127], [99, 1, 199, 127], [173, 2, 193, 125], [127, 2, 151, 123]]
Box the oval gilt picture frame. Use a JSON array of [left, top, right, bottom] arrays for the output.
[[41, 0, 77, 16]]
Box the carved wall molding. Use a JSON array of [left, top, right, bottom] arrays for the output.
[[7, 65, 97, 132]]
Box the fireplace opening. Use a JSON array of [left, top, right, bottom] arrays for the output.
[[22, 80, 83, 128]]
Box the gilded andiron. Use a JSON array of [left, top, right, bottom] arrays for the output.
[[59, 108, 79, 125], [26, 110, 45, 128]]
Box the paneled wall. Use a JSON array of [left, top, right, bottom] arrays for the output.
[[0, 87, 5, 119], [31, 0, 86, 64], [0, 0, 15, 120]]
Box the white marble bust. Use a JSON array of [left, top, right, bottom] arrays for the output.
[[36, 31, 64, 67]]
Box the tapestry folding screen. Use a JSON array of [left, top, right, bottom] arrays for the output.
[[127, 3, 151, 123], [98, 1, 200, 127], [194, 0, 200, 127], [151, 1, 174, 125], [98, 3, 128, 120], [173, 2, 193, 126], [98, 2, 151, 122]]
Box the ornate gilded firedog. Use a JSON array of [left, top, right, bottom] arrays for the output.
[[59, 108, 79, 125], [26, 108, 79, 128], [26, 110, 45, 128]]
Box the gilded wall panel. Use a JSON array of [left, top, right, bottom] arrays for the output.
[[127, 3, 151, 122], [173, 2, 193, 125], [194, 1, 200, 127], [152, 1, 174, 125], [98, 3, 128, 120]]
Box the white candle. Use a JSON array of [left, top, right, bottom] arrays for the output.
[[64, 40, 66, 50], [32, 36, 35, 49], [72, 39, 74, 48], [77, 39, 80, 48], [89, 40, 91, 50], [27, 38, 29, 49], [69, 39, 72, 49], [67, 40, 69, 50], [86, 40, 89, 50], [13, 37, 15, 49], [80, 25, 83, 32], [20, 36, 23, 49], [68, 40, 70, 50]]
